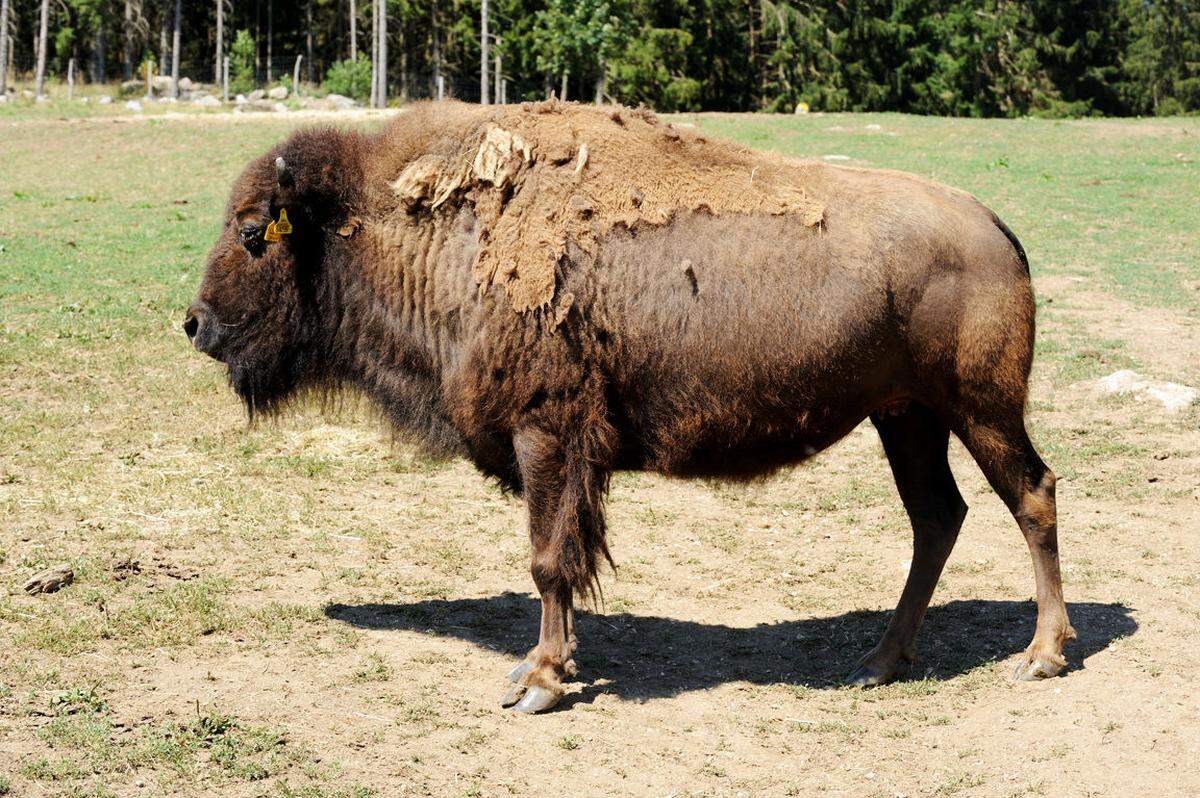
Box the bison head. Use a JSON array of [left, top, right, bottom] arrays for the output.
[[185, 129, 362, 416]]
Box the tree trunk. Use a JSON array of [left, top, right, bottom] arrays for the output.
[[377, 0, 387, 107], [122, 0, 133, 81], [480, 0, 488, 104], [266, 0, 273, 83], [94, 20, 106, 83], [494, 49, 501, 105], [431, 3, 441, 98], [160, 0, 169, 75], [0, 0, 10, 98], [170, 0, 180, 98], [214, 0, 222, 84], [560, 69, 568, 102], [399, 24, 407, 101], [34, 0, 49, 98], [349, 0, 357, 61], [305, 0, 312, 83], [369, 0, 377, 106], [594, 58, 605, 104]]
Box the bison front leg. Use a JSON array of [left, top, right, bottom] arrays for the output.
[[501, 426, 611, 713]]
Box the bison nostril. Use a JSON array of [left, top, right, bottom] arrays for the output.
[[183, 313, 200, 339]]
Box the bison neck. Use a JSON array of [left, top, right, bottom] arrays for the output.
[[328, 208, 483, 458]]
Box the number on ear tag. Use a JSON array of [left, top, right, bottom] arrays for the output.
[[275, 208, 293, 235], [263, 220, 282, 242]]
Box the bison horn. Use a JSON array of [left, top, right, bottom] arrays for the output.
[[275, 156, 294, 188]]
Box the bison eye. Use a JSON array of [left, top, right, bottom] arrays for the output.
[[239, 222, 266, 255]]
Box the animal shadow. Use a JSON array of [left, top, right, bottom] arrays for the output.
[[325, 594, 1136, 704]]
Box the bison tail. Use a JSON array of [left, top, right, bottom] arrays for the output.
[[989, 212, 1030, 275]]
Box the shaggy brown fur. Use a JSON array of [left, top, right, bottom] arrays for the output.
[[185, 101, 1073, 713]]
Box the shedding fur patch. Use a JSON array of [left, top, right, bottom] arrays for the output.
[[386, 101, 827, 312]]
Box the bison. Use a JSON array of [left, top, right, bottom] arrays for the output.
[[185, 101, 1074, 714]]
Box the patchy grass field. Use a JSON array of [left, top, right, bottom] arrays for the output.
[[1, 108, 1198, 798]]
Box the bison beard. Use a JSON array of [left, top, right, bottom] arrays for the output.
[[189, 101, 1075, 714]]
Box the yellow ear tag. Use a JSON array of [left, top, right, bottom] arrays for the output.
[[263, 220, 281, 242], [275, 208, 293, 235]]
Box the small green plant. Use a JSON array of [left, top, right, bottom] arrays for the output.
[[50, 685, 109, 716], [230, 30, 257, 96], [324, 59, 372, 101], [558, 734, 582, 750], [353, 652, 392, 683]]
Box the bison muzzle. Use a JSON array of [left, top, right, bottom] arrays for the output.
[[186, 101, 1074, 714]]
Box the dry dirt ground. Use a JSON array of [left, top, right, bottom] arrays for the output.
[[1, 110, 1198, 798]]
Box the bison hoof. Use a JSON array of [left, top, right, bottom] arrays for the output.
[[1012, 654, 1066, 682], [506, 661, 533, 683], [845, 663, 896, 688], [500, 683, 561, 714]]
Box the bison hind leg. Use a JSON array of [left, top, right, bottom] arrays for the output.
[[848, 403, 967, 687], [952, 415, 1075, 681]]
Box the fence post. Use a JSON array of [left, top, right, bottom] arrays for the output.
[[67, 58, 74, 100], [293, 55, 302, 98]]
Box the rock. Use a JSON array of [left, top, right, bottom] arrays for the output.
[[23, 566, 74, 595], [21, 89, 34, 99], [97, 95, 113, 105], [1096, 370, 1198, 413], [119, 79, 143, 96], [248, 89, 266, 101], [193, 94, 221, 108], [325, 93, 356, 110], [178, 76, 195, 92], [268, 85, 289, 100], [152, 75, 172, 91], [235, 93, 247, 105], [124, 99, 144, 112], [0, 94, 7, 104], [272, 102, 289, 113]]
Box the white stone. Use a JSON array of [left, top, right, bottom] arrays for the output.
[[273, 102, 289, 113], [268, 86, 289, 100], [1096, 369, 1198, 413], [97, 95, 113, 104], [124, 100, 143, 112], [325, 93, 356, 110], [193, 95, 221, 107]]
